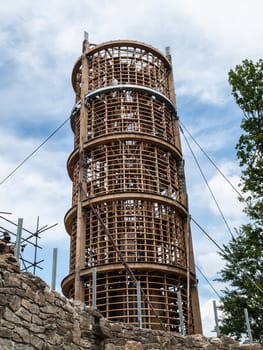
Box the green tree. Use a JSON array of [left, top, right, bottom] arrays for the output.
[[218, 59, 263, 342]]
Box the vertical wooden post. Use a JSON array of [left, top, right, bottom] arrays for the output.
[[184, 214, 203, 334], [185, 216, 191, 333], [74, 35, 90, 302]]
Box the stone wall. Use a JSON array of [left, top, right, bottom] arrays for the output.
[[0, 253, 262, 350]]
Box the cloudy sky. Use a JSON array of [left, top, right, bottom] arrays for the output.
[[0, 0, 262, 336]]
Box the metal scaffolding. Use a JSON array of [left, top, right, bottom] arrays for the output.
[[62, 38, 202, 334], [0, 214, 57, 273]]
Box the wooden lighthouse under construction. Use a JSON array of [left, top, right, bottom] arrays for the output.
[[62, 37, 202, 334]]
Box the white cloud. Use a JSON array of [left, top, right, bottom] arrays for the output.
[[207, 161, 246, 222], [0, 126, 71, 243], [1, 0, 262, 110], [186, 158, 245, 228], [173, 0, 263, 54], [198, 251, 224, 278]]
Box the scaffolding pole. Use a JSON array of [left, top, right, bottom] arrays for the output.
[[136, 280, 142, 328], [213, 300, 220, 337], [14, 218, 23, 260], [92, 267, 97, 309], [244, 308, 253, 343], [177, 290, 185, 336], [51, 248, 58, 290]]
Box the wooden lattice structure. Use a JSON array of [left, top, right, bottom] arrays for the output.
[[61, 38, 202, 334]]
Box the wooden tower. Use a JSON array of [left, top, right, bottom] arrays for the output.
[[62, 37, 202, 334]]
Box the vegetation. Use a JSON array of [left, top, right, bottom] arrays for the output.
[[218, 59, 263, 342]]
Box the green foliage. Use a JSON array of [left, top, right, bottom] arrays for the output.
[[219, 225, 263, 341], [218, 59, 263, 342], [228, 59, 263, 119]]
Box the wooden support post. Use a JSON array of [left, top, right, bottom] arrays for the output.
[[74, 38, 90, 302]]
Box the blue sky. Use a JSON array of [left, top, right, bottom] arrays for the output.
[[0, 0, 262, 336]]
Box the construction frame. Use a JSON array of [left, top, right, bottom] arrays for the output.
[[62, 38, 202, 334]]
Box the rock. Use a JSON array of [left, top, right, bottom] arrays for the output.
[[185, 334, 208, 347], [0, 326, 12, 339], [16, 306, 32, 322], [9, 295, 21, 312], [240, 344, 262, 350], [210, 337, 222, 346], [110, 322, 123, 333], [13, 327, 30, 344], [220, 335, 240, 349], [125, 340, 144, 349], [99, 318, 113, 338], [105, 344, 117, 350], [203, 343, 217, 350]]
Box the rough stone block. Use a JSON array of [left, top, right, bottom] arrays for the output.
[[240, 344, 262, 350], [34, 290, 46, 306], [110, 322, 123, 333], [31, 313, 45, 326], [210, 337, 223, 346], [125, 340, 144, 350], [13, 327, 30, 344], [64, 331, 74, 343], [99, 318, 113, 338], [0, 338, 14, 350], [9, 295, 21, 312], [105, 344, 117, 350], [4, 307, 23, 326], [31, 335, 45, 349], [220, 335, 239, 348], [44, 288, 55, 303], [0, 293, 9, 306], [185, 334, 208, 347], [0, 327, 12, 339], [203, 343, 217, 350], [15, 306, 32, 323]]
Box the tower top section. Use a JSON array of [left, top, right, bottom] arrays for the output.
[[71, 39, 175, 104]]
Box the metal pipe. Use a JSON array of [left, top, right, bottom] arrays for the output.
[[92, 267, 97, 309], [33, 216, 40, 275], [14, 218, 23, 260], [244, 308, 253, 343], [177, 290, 185, 335], [136, 280, 142, 328], [51, 248, 58, 290], [213, 300, 220, 336]]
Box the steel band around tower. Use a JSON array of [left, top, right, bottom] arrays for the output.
[[84, 84, 177, 119]]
